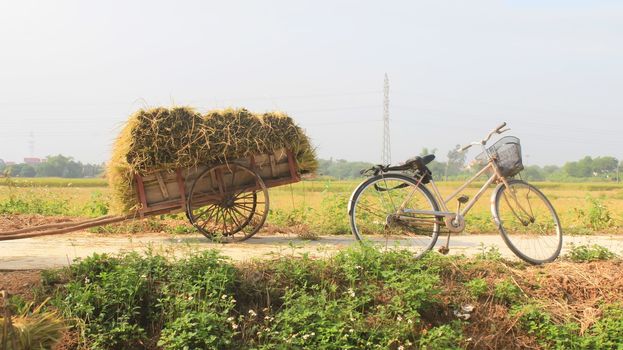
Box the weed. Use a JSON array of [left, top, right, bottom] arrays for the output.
[[566, 244, 617, 262], [418, 322, 463, 349], [82, 191, 110, 217], [464, 278, 488, 298], [580, 304, 623, 349], [512, 304, 580, 349], [475, 244, 503, 261], [493, 279, 522, 304], [574, 196, 614, 231]]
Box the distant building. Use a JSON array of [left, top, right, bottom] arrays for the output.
[[5, 161, 16, 166], [23, 157, 44, 165]]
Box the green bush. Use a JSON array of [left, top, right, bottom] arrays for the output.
[[566, 244, 617, 262], [513, 303, 623, 349], [418, 323, 463, 350], [580, 304, 623, 349], [512, 305, 580, 349], [574, 197, 614, 230], [54, 245, 458, 349], [464, 278, 488, 298], [493, 279, 522, 304]]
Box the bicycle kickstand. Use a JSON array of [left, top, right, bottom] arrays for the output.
[[438, 234, 451, 255]]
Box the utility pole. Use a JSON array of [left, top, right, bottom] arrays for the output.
[[381, 73, 391, 165]]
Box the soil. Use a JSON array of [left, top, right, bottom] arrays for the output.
[[0, 214, 74, 232]]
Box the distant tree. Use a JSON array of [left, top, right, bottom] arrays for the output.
[[317, 158, 374, 179], [445, 145, 467, 180], [19, 164, 36, 177], [82, 163, 105, 177], [592, 156, 618, 175], [522, 165, 545, 181], [37, 154, 83, 178], [542, 165, 560, 175], [563, 156, 593, 178], [7, 164, 24, 177], [417, 148, 447, 180], [0, 159, 5, 172]]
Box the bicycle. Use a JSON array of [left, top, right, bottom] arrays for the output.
[[347, 123, 562, 264]]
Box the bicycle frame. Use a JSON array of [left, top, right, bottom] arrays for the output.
[[396, 157, 515, 226]]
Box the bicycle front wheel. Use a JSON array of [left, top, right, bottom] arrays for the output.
[[349, 174, 440, 258], [493, 179, 562, 264]]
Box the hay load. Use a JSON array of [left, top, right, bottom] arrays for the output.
[[108, 107, 317, 213]]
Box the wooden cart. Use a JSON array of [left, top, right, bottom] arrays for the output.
[[0, 148, 301, 242], [134, 148, 300, 242]]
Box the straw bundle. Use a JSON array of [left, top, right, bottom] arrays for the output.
[[108, 107, 317, 213]]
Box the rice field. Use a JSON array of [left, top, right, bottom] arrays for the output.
[[1, 177, 622, 234]]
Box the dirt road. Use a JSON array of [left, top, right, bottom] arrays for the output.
[[0, 231, 621, 270]]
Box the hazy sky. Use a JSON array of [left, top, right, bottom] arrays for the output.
[[1, 0, 621, 166]]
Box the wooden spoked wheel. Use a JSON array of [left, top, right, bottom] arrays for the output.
[[186, 163, 269, 243]]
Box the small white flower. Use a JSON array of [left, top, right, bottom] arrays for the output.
[[231, 323, 238, 330], [84, 277, 90, 284], [310, 332, 315, 336], [349, 328, 354, 333], [248, 309, 257, 317], [398, 346, 404, 350], [140, 274, 147, 279], [407, 319, 413, 324], [350, 317, 355, 322], [397, 316, 403, 321], [302, 334, 310, 340], [347, 288, 355, 297], [406, 340, 412, 346], [221, 294, 227, 299], [355, 265, 363, 270], [227, 316, 234, 322], [230, 298, 236, 304]]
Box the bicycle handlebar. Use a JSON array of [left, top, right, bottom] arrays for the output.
[[459, 122, 509, 152], [484, 122, 508, 143]]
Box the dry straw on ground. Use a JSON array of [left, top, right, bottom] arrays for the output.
[[108, 107, 317, 213]]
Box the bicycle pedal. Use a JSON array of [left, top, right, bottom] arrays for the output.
[[438, 246, 450, 255]]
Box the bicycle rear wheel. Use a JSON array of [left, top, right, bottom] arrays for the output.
[[348, 173, 440, 258], [493, 179, 562, 264]]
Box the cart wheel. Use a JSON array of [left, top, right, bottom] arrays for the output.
[[186, 163, 269, 243]]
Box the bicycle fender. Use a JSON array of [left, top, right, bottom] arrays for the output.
[[347, 178, 371, 216]]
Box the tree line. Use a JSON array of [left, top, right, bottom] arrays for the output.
[[319, 151, 622, 182], [0, 155, 104, 178], [2, 153, 621, 181]]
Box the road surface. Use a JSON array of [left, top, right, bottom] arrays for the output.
[[0, 231, 621, 270]]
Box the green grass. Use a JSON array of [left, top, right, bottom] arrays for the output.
[[38, 246, 623, 349], [0, 177, 108, 188], [1, 178, 622, 235]]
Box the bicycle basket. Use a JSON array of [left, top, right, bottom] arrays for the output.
[[475, 136, 524, 177]]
